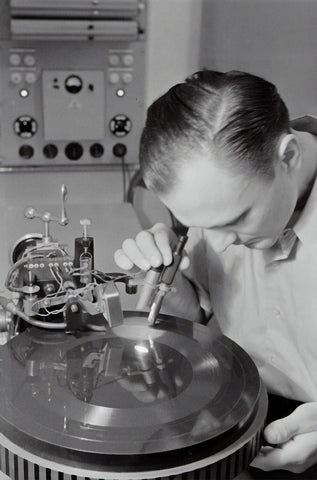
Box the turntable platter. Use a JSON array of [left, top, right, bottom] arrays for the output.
[[0, 312, 267, 479]]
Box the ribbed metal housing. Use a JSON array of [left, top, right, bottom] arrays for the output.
[[0, 427, 262, 480]]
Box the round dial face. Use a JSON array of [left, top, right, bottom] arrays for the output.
[[64, 75, 83, 94]]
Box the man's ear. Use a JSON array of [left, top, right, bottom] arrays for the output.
[[277, 133, 301, 171]]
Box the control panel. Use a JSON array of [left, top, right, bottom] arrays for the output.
[[0, 0, 147, 168]]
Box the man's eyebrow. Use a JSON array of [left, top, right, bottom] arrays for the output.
[[212, 208, 251, 228]]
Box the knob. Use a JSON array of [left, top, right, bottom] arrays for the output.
[[65, 142, 83, 161], [113, 143, 127, 157], [110, 115, 132, 137], [19, 144, 34, 159], [24, 206, 37, 218], [90, 143, 104, 158], [14, 116, 37, 138], [43, 144, 58, 159], [80, 218, 91, 239]]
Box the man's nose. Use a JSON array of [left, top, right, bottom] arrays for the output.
[[209, 230, 237, 253]]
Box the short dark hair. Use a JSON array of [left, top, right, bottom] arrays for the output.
[[139, 70, 291, 194]]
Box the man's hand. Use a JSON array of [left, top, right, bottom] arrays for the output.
[[114, 223, 203, 321], [251, 402, 317, 473], [114, 222, 190, 271]]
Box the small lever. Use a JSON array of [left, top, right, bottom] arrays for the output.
[[60, 184, 69, 226], [24, 184, 69, 241]]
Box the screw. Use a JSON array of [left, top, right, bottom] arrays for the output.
[[70, 303, 79, 313]]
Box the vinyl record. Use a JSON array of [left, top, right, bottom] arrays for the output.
[[0, 312, 267, 479]]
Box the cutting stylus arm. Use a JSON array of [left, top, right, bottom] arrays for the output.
[[147, 229, 189, 325]]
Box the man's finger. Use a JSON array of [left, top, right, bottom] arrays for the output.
[[135, 230, 165, 267], [148, 223, 175, 266], [264, 402, 317, 444], [252, 432, 317, 473], [113, 248, 135, 270], [121, 238, 151, 270]]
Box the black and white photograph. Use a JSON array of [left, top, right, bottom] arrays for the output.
[[0, 1, 316, 479]]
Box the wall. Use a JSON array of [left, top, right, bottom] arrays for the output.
[[132, 0, 203, 228], [146, 0, 203, 105], [200, 0, 317, 118]]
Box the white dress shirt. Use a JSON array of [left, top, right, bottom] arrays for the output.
[[177, 117, 317, 402]]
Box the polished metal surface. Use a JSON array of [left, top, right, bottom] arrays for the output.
[[0, 313, 261, 456]]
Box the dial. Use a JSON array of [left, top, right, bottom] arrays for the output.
[[19, 144, 34, 159], [90, 143, 104, 158], [110, 115, 132, 137], [43, 144, 58, 159], [65, 75, 83, 94], [113, 143, 127, 157], [14, 116, 37, 138], [65, 142, 83, 161]]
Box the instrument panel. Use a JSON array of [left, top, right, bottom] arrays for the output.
[[0, 0, 147, 169]]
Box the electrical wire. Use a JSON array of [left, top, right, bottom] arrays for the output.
[[121, 155, 128, 202], [5, 257, 30, 292], [5, 248, 142, 329]]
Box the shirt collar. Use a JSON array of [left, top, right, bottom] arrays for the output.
[[293, 174, 317, 245], [262, 173, 317, 265], [291, 115, 317, 245], [262, 228, 298, 265]]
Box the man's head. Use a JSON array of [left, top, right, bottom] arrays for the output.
[[140, 70, 301, 251], [140, 70, 291, 193]]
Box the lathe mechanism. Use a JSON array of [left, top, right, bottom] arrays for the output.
[[0, 186, 267, 480], [0, 184, 140, 338]]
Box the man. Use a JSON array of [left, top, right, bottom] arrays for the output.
[[114, 70, 317, 473]]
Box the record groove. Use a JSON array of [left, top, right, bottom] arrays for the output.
[[0, 312, 267, 479]]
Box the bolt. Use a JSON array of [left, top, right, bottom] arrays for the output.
[[70, 303, 79, 313]]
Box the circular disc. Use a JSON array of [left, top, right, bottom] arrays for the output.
[[0, 312, 262, 460]]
